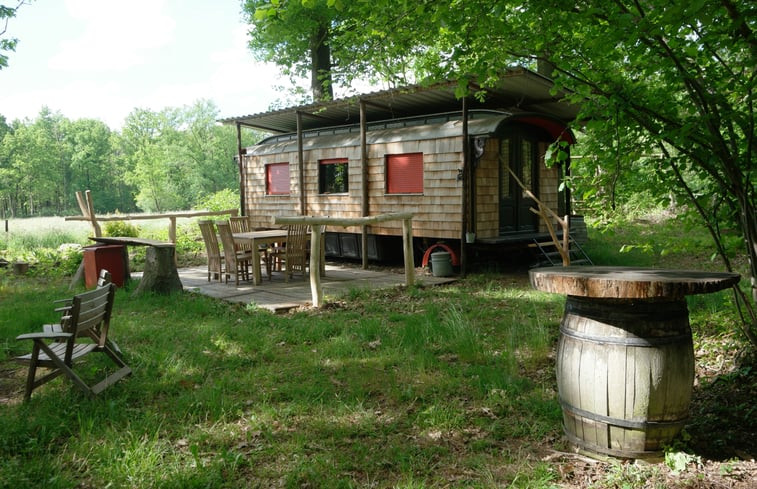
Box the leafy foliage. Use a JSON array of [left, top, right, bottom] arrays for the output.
[[103, 220, 140, 238], [0, 100, 262, 217], [299, 0, 757, 342]]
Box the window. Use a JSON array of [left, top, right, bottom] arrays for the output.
[[319, 158, 348, 194], [386, 153, 423, 194], [266, 162, 290, 195]]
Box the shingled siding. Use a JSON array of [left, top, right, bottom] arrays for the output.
[[474, 137, 501, 240], [243, 137, 465, 240], [242, 115, 568, 242]]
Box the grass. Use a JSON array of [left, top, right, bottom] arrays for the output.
[[0, 214, 754, 488]]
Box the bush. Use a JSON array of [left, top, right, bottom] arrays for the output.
[[104, 221, 140, 238], [196, 189, 239, 213]]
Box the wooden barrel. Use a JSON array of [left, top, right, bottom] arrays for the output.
[[557, 295, 694, 459]]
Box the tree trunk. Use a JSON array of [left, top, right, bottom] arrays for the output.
[[134, 246, 183, 295], [310, 24, 333, 102]]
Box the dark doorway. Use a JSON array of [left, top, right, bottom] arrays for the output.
[[499, 126, 549, 234]]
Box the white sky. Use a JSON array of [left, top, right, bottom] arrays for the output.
[[0, 0, 292, 129]]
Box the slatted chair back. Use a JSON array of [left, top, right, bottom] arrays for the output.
[[217, 221, 251, 285], [229, 216, 254, 253], [198, 220, 223, 282], [70, 283, 115, 349], [228, 216, 251, 233], [284, 224, 309, 282]]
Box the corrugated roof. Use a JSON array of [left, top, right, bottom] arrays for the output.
[[246, 113, 514, 156], [219, 67, 579, 134]]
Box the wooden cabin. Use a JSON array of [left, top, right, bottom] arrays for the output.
[[222, 67, 579, 269]]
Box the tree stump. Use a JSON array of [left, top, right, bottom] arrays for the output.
[[134, 246, 183, 295]]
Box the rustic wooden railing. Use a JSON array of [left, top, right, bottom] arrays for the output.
[[65, 190, 238, 245], [507, 168, 571, 266], [273, 212, 415, 308]]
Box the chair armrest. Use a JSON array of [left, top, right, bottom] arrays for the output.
[[16, 331, 73, 341]]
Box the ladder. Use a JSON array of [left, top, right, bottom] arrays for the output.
[[530, 236, 593, 267]]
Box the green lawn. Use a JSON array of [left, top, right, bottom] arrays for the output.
[[0, 216, 754, 488]]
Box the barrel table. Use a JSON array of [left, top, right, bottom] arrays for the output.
[[529, 266, 740, 459]]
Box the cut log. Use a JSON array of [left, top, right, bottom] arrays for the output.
[[530, 266, 741, 300], [134, 246, 183, 295]]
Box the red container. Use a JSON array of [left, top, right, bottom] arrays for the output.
[[83, 244, 126, 288]]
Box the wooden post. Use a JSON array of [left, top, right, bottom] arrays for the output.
[[168, 217, 177, 244], [296, 111, 305, 216], [402, 218, 415, 287], [310, 224, 323, 307], [461, 96, 470, 276], [84, 190, 102, 237], [236, 122, 246, 216], [360, 100, 369, 269]]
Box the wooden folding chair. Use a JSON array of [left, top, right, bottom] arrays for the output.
[[15, 283, 131, 400], [229, 216, 273, 279], [217, 221, 253, 286], [198, 220, 223, 282], [284, 224, 309, 282]]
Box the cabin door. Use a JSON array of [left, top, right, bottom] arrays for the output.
[[499, 129, 540, 234]]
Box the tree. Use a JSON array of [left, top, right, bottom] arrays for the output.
[[0, 1, 29, 70], [120, 101, 259, 213], [244, 0, 336, 101], [243, 0, 425, 101], [310, 0, 756, 344]]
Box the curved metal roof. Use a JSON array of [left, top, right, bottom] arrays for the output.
[[219, 67, 579, 134]]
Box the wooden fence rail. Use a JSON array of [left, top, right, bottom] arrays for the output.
[[65, 190, 238, 245]]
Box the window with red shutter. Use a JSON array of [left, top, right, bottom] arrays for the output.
[[266, 162, 290, 195], [386, 153, 423, 194]]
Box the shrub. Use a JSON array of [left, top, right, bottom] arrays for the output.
[[104, 221, 140, 238], [195, 189, 239, 213]]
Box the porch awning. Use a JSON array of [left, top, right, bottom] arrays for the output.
[[219, 67, 580, 135]]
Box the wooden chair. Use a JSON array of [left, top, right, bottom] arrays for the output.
[[229, 216, 273, 279], [15, 283, 131, 401], [284, 224, 309, 282], [217, 221, 252, 286], [198, 220, 223, 282]]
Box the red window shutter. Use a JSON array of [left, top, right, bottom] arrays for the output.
[[386, 153, 423, 194], [266, 163, 289, 195]]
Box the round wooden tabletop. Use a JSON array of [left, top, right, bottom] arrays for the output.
[[529, 266, 741, 300]]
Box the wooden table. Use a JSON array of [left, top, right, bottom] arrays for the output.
[[234, 229, 326, 285], [233, 230, 288, 285], [529, 266, 740, 459], [90, 236, 182, 294]]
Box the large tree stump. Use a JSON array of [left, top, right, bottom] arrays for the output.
[[134, 246, 183, 295]]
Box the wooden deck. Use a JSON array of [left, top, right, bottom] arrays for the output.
[[165, 264, 457, 313]]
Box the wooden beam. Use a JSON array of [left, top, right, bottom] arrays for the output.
[[309, 224, 324, 306], [360, 99, 368, 269], [402, 218, 415, 287], [236, 122, 246, 216], [274, 212, 413, 227], [461, 96, 469, 276], [296, 111, 305, 215], [66, 208, 239, 222], [85, 190, 102, 237]]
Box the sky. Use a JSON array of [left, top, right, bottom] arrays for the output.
[[0, 0, 291, 129]]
